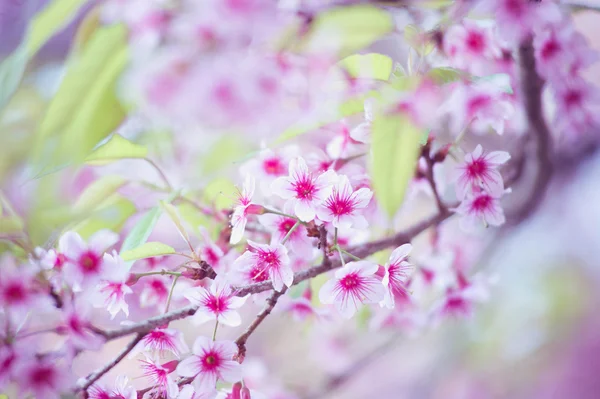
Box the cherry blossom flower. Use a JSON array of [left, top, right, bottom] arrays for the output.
[[456, 144, 510, 199], [59, 230, 119, 291], [454, 189, 508, 230], [552, 77, 600, 138], [176, 337, 242, 394], [443, 21, 501, 75], [316, 175, 373, 230], [88, 375, 137, 399], [230, 175, 259, 244], [14, 358, 72, 399], [258, 203, 314, 255], [271, 157, 338, 222], [197, 228, 225, 270], [184, 276, 248, 327], [139, 276, 171, 308], [242, 146, 299, 195], [130, 328, 189, 359], [232, 240, 292, 292], [319, 261, 385, 318], [91, 252, 133, 319], [381, 244, 415, 309], [0, 258, 50, 322], [34, 248, 66, 271], [179, 384, 218, 399], [141, 356, 179, 398], [58, 300, 105, 352]]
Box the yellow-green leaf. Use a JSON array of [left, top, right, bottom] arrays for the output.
[[86, 134, 148, 164], [120, 207, 162, 256], [73, 175, 127, 213], [0, 216, 24, 234], [298, 5, 393, 56], [339, 53, 393, 81], [0, 45, 28, 112], [74, 195, 136, 239], [26, 0, 88, 56], [203, 178, 236, 211], [370, 114, 422, 218], [427, 67, 464, 84], [121, 242, 176, 261], [35, 24, 128, 170], [161, 202, 191, 246]]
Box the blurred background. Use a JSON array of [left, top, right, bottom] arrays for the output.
[[2, 1, 600, 399]]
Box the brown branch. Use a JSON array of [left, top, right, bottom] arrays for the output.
[[510, 39, 553, 222], [235, 288, 287, 363], [424, 155, 446, 213], [93, 211, 451, 342], [76, 333, 143, 393]]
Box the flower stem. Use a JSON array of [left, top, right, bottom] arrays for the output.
[[134, 270, 182, 279], [335, 245, 345, 266], [164, 275, 180, 313], [339, 248, 360, 261], [212, 320, 219, 341], [333, 228, 338, 246], [281, 221, 300, 245]]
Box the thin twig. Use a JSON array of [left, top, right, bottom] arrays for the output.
[[235, 288, 287, 363], [76, 333, 144, 392], [424, 155, 446, 213]]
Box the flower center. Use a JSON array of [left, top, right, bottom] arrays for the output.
[[541, 38, 560, 60], [471, 194, 492, 211], [249, 266, 270, 282], [79, 251, 100, 273], [467, 158, 486, 177], [207, 295, 228, 313], [263, 157, 284, 175], [3, 282, 26, 303], [279, 219, 296, 235], [328, 193, 354, 216], [31, 366, 54, 387], [465, 31, 485, 52], [293, 175, 315, 200], [340, 273, 360, 290]]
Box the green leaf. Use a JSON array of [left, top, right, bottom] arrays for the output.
[[161, 202, 191, 246], [73, 175, 127, 213], [120, 207, 162, 255], [121, 241, 176, 261], [0, 216, 24, 234], [298, 5, 393, 56], [339, 53, 393, 81], [403, 24, 435, 56], [0, 45, 28, 112], [35, 24, 128, 171], [427, 67, 464, 84], [26, 0, 88, 56], [74, 195, 136, 239], [86, 134, 148, 165], [370, 114, 422, 218]]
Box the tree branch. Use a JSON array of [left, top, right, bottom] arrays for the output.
[[76, 333, 144, 393], [235, 288, 287, 363], [94, 211, 452, 342], [510, 39, 553, 222]]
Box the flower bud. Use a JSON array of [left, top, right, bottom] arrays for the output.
[[246, 204, 265, 215]]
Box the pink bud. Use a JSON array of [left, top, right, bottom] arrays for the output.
[[241, 387, 251, 399], [161, 360, 179, 373], [246, 204, 265, 215], [230, 382, 243, 399]]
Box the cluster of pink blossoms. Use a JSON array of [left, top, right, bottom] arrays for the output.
[[1, 0, 598, 398]]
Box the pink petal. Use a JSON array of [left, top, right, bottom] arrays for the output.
[[176, 356, 202, 377], [218, 309, 241, 327], [351, 188, 373, 208], [192, 372, 218, 395], [270, 177, 294, 199], [58, 232, 87, 258], [295, 200, 316, 222], [389, 244, 412, 265], [218, 360, 242, 383], [192, 336, 212, 355], [88, 230, 119, 254], [318, 279, 338, 305], [485, 150, 511, 165]]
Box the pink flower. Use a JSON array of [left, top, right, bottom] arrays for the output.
[[184, 277, 248, 327], [14, 358, 72, 399], [230, 175, 258, 244], [552, 77, 600, 139], [176, 336, 242, 394], [141, 356, 179, 398], [59, 230, 119, 291], [242, 146, 299, 195], [478, 0, 561, 44], [454, 190, 507, 230], [456, 144, 510, 199], [534, 23, 597, 80], [319, 261, 385, 318], [34, 248, 66, 271], [0, 258, 50, 322], [179, 384, 217, 399], [232, 240, 292, 292], [381, 244, 415, 309], [443, 22, 501, 75], [316, 175, 373, 230], [271, 157, 338, 222], [58, 300, 105, 352], [130, 328, 189, 359], [198, 228, 225, 270], [91, 252, 133, 319], [139, 276, 171, 308], [89, 375, 137, 399], [258, 203, 313, 255]]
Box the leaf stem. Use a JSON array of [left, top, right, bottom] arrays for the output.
[[281, 221, 300, 245]]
